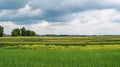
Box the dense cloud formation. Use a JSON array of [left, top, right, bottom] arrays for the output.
[[0, 0, 120, 35], [0, 0, 28, 9]]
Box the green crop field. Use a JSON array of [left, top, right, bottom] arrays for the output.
[[0, 36, 120, 46], [0, 49, 120, 67], [0, 36, 120, 67]]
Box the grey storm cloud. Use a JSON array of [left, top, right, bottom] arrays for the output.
[[0, 0, 120, 24], [0, 0, 29, 9]]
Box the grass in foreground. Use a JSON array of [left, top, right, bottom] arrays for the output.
[[0, 47, 120, 67]]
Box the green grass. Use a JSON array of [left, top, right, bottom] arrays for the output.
[[0, 36, 120, 46], [0, 36, 120, 67], [0, 49, 120, 67]]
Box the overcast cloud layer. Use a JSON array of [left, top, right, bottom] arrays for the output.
[[0, 0, 120, 35]]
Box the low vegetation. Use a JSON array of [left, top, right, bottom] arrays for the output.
[[3, 45, 120, 50], [0, 49, 120, 67], [0, 36, 120, 46]]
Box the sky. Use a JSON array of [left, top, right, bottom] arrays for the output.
[[0, 0, 120, 35]]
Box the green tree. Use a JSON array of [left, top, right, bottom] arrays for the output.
[[31, 31, 36, 36], [26, 30, 36, 36], [26, 30, 31, 36], [21, 27, 26, 36], [11, 28, 21, 36], [11, 27, 36, 36], [0, 26, 4, 37]]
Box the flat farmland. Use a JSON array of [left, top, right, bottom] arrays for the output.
[[0, 36, 120, 46], [0, 36, 120, 67]]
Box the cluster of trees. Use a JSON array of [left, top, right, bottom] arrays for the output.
[[0, 26, 36, 37], [12, 27, 36, 36], [0, 26, 4, 37]]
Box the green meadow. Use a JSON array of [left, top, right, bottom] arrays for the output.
[[0, 36, 120, 67], [0, 36, 120, 46]]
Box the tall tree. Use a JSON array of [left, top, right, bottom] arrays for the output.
[[21, 27, 26, 36], [0, 26, 4, 37], [31, 31, 36, 36], [11, 28, 21, 36], [26, 30, 36, 36]]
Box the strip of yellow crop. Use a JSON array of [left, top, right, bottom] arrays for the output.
[[4, 44, 120, 50]]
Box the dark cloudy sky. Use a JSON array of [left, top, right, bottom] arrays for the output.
[[0, 0, 120, 35]]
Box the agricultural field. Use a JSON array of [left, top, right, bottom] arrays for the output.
[[0, 35, 120, 46], [0, 49, 120, 67], [0, 36, 120, 67]]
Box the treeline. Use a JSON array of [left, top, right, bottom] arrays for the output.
[[0, 26, 36, 37], [0, 25, 120, 37], [12, 27, 36, 36], [0, 26, 4, 37]]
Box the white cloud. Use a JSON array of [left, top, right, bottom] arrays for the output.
[[0, 10, 14, 17], [7, 4, 43, 19], [16, 3, 42, 17], [0, 3, 42, 19], [0, 21, 22, 34], [0, 9, 120, 35]]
